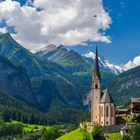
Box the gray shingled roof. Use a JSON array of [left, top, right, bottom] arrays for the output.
[[100, 89, 115, 103]]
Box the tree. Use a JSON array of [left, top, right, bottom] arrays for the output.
[[122, 135, 132, 140], [92, 124, 106, 140], [129, 124, 140, 140]]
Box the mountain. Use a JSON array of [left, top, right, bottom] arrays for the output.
[[108, 65, 140, 105], [0, 33, 63, 78], [36, 44, 91, 75], [123, 55, 140, 71], [82, 50, 123, 75], [0, 33, 90, 112], [0, 56, 36, 105]]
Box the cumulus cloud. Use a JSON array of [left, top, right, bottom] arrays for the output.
[[0, 0, 112, 50]]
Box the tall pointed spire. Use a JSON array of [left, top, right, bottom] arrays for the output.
[[94, 45, 101, 81]]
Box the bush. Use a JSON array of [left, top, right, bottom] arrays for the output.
[[129, 124, 140, 140], [122, 135, 132, 140], [92, 124, 106, 140]]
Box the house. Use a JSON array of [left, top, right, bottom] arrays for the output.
[[130, 98, 140, 116]]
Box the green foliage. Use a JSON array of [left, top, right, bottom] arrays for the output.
[[123, 115, 133, 123], [0, 120, 63, 139], [82, 129, 91, 140], [0, 122, 23, 137], [46, 109, 90, 125], [92, 124, 106, 140], [129, 124, 140, 140], [41, 127, 61, 140], [0, 91, 47, 125], [116, 116, 126, 125], [122, 135, 132, 140]]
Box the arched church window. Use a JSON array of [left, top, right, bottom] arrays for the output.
[[100, 106, 103, 117], [111, 106, 113, 117], [95, 84, 98, 89], [106, 106, 109, 117]]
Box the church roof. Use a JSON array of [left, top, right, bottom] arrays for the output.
[[100, 89, 115, 104], [93, 46, 101, 81]]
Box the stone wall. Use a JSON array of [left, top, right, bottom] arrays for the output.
[[103, 124, 124, 133], [80, 122, 124, 133]]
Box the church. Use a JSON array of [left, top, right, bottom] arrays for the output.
[[91, 47, 116, 126]]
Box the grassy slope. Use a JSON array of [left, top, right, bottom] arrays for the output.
[[7, 120, 49, 133], [57, 128, 122, 140], [106, 133, 122, 140], [57, 128, 93, 140], [7, 121, 122, 140]]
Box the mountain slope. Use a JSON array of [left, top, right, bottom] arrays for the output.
[[0, 91, 47, 124], [0, 56, 36, 105], [0, 33, 88, 112], [0, 33, 65, 78], [36, 45, 91, 75], [108, 65, 140, 105]]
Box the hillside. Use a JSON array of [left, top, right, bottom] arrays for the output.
[[57, 128, 92, 140], [108, 65, 140, 105], [36, 44, 116, 87], [0, 34, 84, 110], [0, 91, 47, 124], [0, 33, 116, 113], [0, 56, 36, 105], [36, 45, 91, 75]]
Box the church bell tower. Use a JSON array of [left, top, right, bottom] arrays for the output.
[[91, 46, 101, 123]]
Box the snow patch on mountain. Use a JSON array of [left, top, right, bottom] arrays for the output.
[[123, 55, 140, 71], [83, 51, 124, 75]]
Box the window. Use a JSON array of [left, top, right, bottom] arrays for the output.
[[95, 84, 98, 89], [100, 106, 103, 117], [106, 106, 109, 117], [111, 106, 114, 117]]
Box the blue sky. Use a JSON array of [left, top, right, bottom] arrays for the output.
[[0, 0, 139, 64], [103, 0, 140, 64], [71, 0, 140, 64]]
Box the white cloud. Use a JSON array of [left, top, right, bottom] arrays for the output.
[[0, 0, 112, 50]]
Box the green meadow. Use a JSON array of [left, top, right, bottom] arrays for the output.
[[57, 128, 122, 140]]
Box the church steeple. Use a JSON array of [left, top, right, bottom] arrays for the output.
[[94, 46, 101, 81], [90, 45, 116, 126], [91, 45, 101, 123]]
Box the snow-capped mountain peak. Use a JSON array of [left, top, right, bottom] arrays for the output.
[[123, 55, 140, 71], [82, 50, 124, 75], [83, 50, 96, 59]]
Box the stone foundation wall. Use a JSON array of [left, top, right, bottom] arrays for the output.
[[80, 122, 124, 133], [103, 124, 124, 133]]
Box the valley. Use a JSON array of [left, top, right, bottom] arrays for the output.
[[0, 33, 139, 139]]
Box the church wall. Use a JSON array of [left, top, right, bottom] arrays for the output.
[[99, 103, 116, 126]]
